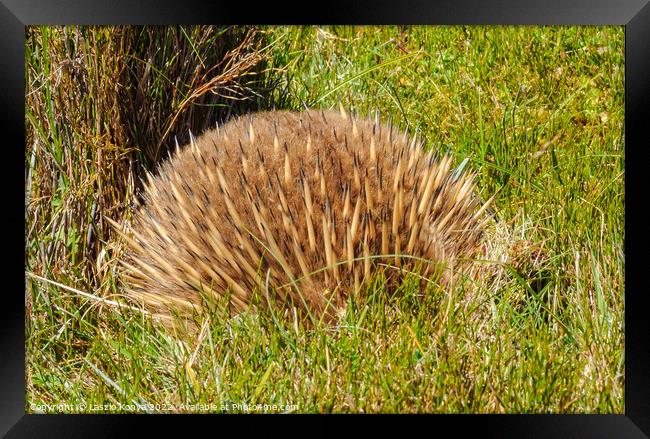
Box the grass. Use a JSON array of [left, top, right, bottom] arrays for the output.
[[25, 25, 624, 413]]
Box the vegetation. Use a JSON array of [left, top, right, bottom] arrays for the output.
[[25, 25, 624, 413]]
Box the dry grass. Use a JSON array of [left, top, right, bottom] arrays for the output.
[[25, 26, 272, 292]]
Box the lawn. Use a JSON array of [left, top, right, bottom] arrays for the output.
[[25, 25, 624, 413]]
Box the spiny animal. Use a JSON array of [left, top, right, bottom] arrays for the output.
[[112, 108, 495, 323]]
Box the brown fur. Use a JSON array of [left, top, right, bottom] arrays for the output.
[[115, 109, 492, 322]]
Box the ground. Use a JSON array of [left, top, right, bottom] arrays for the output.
[[25, 25, 624, 413]]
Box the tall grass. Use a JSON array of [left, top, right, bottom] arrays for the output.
[[25, 26, 270, 284], [25, 25, 624, 413]]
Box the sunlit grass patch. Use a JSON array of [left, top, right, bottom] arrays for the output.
[[26, 25, 624, 413]]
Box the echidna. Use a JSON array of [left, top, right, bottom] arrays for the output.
[[112, 108, 494, 323]]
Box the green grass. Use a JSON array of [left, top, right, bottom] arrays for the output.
[[25, 25, 624, 413]]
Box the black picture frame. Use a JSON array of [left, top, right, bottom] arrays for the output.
[[4, 0, 649, 437]]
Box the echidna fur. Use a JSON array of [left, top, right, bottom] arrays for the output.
[[112, 107, 495, 322]]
